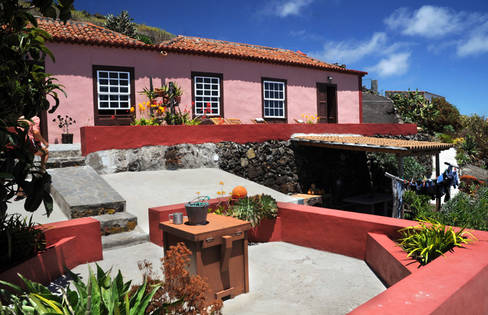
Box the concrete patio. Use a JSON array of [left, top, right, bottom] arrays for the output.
[[9, 168, 298, 233], [69, 241, 385, 315]]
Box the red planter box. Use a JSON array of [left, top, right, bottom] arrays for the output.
[[248, 217, 282, 243], [0, 218, 102, 287]]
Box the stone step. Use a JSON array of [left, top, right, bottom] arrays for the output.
[[102, 227, 149, 250], [48, 143, 82, 159], [92, 212, 138, 236], [46, 156, 86, 169], [48, 166, 126, 219]]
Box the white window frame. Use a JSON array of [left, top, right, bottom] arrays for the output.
[[96, 70, 131, 110], [263, 80, 286, 119], [193, 75, 221, 116]]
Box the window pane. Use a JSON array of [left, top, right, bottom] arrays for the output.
[[110, 95, 118, 101], [120, 95, 129, 101], [110, 79, 118, 85], [98, 71, 108, 78], [109, 72, 118, 78], [211, 78, 218, 84], [119, 73, 128, 79], [110, 87, 118, 93], [99, 95, 108, 101], [120, 87, 128, 93], [99, 79, 108, 85], [99, 101, 109, 108], [109, 101, 119, 108], [100, 86, 108, 92], [120, 102, 129, 108], [120, 80, 128, 86]]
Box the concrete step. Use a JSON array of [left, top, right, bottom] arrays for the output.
[[48, 166, 126, 218], [92, 212, 138, 236], [46, 156, 86, 169], [102, 227, 149, 250]]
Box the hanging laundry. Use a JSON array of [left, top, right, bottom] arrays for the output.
[[391, 179, 404, 219]]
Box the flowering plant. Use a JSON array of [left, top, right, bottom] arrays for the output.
[[52, 114, 76, 134], [301, 114, 319, 124]]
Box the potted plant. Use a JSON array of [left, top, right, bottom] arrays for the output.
[[185, 196, 210, 225], [52, 114, 76, 144]]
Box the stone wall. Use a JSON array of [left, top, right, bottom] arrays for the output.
[[216, 141, 298, 193], [86, 143, 218, 174]]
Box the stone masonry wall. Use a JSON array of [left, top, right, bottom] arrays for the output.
[[85, 135, 434, 198]]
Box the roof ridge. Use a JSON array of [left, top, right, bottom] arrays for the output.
[[179, 35, 296, 53]]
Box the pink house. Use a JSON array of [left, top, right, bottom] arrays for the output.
[[39, 18, 367, 143]]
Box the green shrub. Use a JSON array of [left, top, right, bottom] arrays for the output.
[[457, 115, 488, 168], [367, 152, 430, 189], [230, 194, 278, 227], [398, 218, 474, 266], [403, 190, 435, 220], [440, 187, 488, 231], [408, 187, 488, 231], [0, 214, 45, 272], [0, 264, 160, 314]]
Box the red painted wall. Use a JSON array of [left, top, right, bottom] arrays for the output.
[[81, 123, 417, 155], [0, 218, 102, 287], [148, 200, 488, 314]]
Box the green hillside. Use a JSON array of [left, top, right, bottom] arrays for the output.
[[70, 9, 175, 43]]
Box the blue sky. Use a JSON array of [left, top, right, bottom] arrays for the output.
[[76, 0, 488, 116]]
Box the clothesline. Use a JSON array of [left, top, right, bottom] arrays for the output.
[[385, 162, 459, 183]]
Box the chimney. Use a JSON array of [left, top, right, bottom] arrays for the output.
[[371, 80, 378, 94]]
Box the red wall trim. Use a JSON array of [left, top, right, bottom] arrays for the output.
[[81, 123, 417, 155]]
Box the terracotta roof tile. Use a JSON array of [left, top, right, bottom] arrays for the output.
[[36, 18, 366, 75], [36, 17, 151, 49], [292, 136, 452, 154], [158, 36, 366, 75]]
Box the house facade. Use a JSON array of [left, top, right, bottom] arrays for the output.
[[39, 18, 366, 143]]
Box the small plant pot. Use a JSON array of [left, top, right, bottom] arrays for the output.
[[185, 202, 209, 225], [61, 133, 73, 144]]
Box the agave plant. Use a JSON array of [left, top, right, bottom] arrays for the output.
[[398, 218, 475, 266], [0, 264, 160, 314]]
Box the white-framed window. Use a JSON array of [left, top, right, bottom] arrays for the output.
[[263, 80, 286, 118], [96, 70, 131, 110], [194, 75, 221, 116]]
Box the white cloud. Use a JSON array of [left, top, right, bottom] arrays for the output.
[[312, 32, 388, 64], [385, 6, 467, 38], [265, 0, 314, 17], [457, 21, 488, 56], [367, 52, 411, 77]]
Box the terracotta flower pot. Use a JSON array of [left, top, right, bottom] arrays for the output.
[[248, 217, 281, 242]]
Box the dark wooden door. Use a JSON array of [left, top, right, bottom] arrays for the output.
[[316, 83, 337, 123]]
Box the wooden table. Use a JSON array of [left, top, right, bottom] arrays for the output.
[[342, 193, 392, 216], [160, 213, 252, 302]]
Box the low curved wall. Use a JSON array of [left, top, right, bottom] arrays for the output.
[[148, 200, 488, 314], [0, 218, 103, 287], [81, 123, 417, 155]]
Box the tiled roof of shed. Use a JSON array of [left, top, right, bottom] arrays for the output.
[[157, 36, 367, 75], [291, 135, 452, 155], [36, 17, 152, 49]]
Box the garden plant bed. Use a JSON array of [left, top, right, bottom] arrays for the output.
[[149, 199, 488, 314]]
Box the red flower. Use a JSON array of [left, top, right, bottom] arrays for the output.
[[192, 101, 195, 105], [111, 115, 116, 120], [206, 102, 211, 108]]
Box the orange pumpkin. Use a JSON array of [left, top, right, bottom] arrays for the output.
[[232, 186, 247, 199]]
